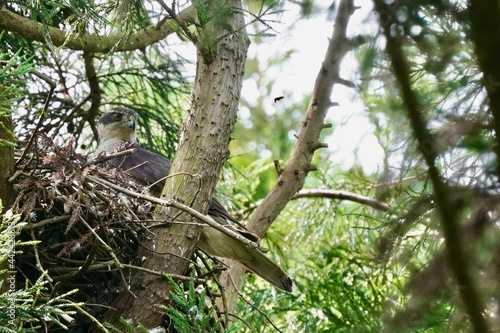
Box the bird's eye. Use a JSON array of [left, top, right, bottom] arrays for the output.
[[113, 113, 122, 121]]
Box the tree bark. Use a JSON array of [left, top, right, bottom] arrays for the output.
[[0, 6, 194, 53], [0, 106, 14, 295], [99, 0, 249, 329], [469, 1, 500, 178], [218, 0, 357, 318], [0, 112, 14, 213]]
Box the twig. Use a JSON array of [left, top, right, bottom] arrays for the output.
[[138, 238, 198, 265], [273, 160, 283, 175], [52, 259, 205, 282], [123, 263, 204, 282], [83, 148, 137, 168], [22, 215, 71, 230], [70, 303, 110, 333], [212, 273, 229, 329], [191, 253, 227, 331], [365, 176, 418, 189], [196, 250, 229, 327], [26, 211, 54, 282], [293, 189, 390, 212], [31, 231, 53, 282], [16, 70, 56, 166], [69, 240, 99, 278], [469, 1, 500, 177], [390, 202, 492, 330], [227, 273, 283, 333], [49, 96, 91, 141], [85, 175, 262, 252], [8, 169, 22, 183], [83, 51, 102, 127], [156, 0, 199, 46], [140, 220, 206, 228], [77, 216, 136, 299], [226, 313, 256, 333]]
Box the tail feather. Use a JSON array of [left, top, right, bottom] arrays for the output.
[[241, 245, 293, 293], [199, 228, 293, 292]]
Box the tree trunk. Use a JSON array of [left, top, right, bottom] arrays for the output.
[[0, 112, 13, 212], [469, 0, 500, 178], [99, 1, 249, 329], [0, 109, 14, 295]]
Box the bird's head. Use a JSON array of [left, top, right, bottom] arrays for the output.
[[97, 107, 138, 144]]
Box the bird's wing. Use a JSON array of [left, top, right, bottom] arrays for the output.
[[109, 142, 172, 195], [106, 142, 293, 292], [112, 143, 253, 232]]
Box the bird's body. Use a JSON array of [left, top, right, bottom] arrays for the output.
[[94, 107, 293, 292]]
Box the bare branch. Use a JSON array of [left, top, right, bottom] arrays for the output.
[[85, 175, 262, 252], [83, 148, 136, 168], [156, 0, 199, 46], [53, 260, 205, 282], [294, 189, 390, 212], [336, 77, 356, 87], [22, 215, 71, 231], [248, 0, 355, 236], [469, 1, 500, 177], [0, 6, 195, 53], [219, 0, 358, 315]]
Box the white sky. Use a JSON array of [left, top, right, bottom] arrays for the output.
[[240, 0, 384, 174], [167, 0, 384, 174]]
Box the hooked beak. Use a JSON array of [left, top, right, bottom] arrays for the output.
[[128, 117, 136, 132]]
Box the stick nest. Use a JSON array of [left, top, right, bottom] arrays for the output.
[[11, 134, 225, 331]]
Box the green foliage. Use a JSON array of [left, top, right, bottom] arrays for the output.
[[0, 205, 26, 268], [2, 1, 188, 157], [165, 275, 222, 333], [104, 317, 152, 333], [0, 49, 33, 147], [291, 245, 385, 333], [194, 0, 238, 60], [196, 0, 210, 28], [0, 203, 80, 332], [4, 0, 500, 332], [224, 119, 470, 332], [0, 49, 33, 111]]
